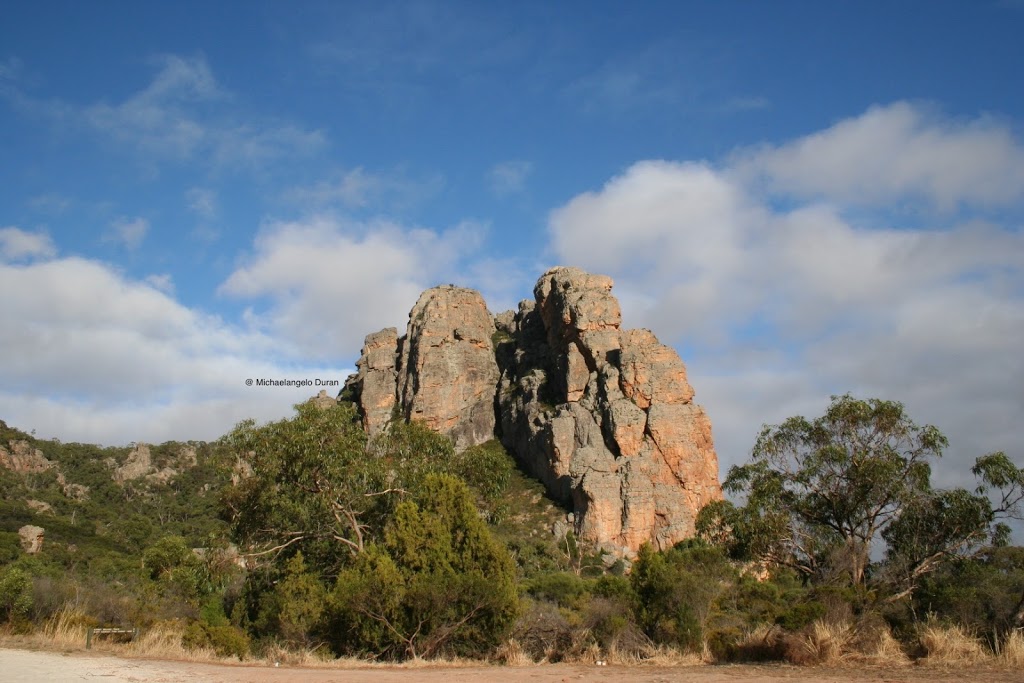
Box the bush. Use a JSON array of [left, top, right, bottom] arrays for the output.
[[523, 572, 590, 609], [0, 565, 34, 625], [254, 552, 326, 648], [631, 542, 735, 652], [327, 475, 519, 660], [509, 599, 574, 662], [182, 621, 250, 658]]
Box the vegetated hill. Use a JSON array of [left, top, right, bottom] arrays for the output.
[[0, 417, 584, 583], [0, 418, 234, 572]]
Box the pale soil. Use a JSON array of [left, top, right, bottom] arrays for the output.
[[1, 647, 1020, 683]]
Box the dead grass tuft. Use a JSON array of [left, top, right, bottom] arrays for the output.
[[729, 623, 787, 662], [997, 629, 1024, 668], [125, 621, 224, 662], [41, 606, 90, 649], [494, 638, 534, 666], [786, 620, 854, 665], [633, 643, 706, 666], [917, 621, 989, 666]]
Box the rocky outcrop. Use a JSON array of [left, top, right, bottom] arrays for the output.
[[1, 439, 89, 501], [114, 443, 155, 482], [113, 443, 187, 485], [0, 440, 54, 474], [345, 286, 499, 451], [346, 328, 400, 437], [19, 525, 44, 554], [495, 268, 720, 554], [346, 268, 720, 554]]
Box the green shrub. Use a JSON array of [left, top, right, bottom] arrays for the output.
[[523, 572, 590, 609], [327, 475, 519, 660], [182, 620, 250, 658], [0, 565, 34, 624]]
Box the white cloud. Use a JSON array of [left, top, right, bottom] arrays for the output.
[[10, 54, 325, 171], [105, 217, 149, 250], [219, 215, 486, 359], [548, 103, 1024, 490], [186, 187, 218, 220], [733, 102, 1024, 208], [28, 193, 71, 215], [0, 253, 349, 446], [145, 273, 175, 293], [287, 166, 446, 212], [0, 226, 57, 261], [488, 160, 533, 196]]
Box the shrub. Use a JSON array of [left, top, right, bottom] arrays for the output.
[[328, 475, 519, 660], [182, 621, 250, 658], [0, 565, 34, 624]]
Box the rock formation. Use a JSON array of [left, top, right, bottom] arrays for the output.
[[1, 438, 89, 500], [345, 286, 499, 451], [345, 267, 720, 554], [0, 440, 54, 474], [19, 524, 44, 554]]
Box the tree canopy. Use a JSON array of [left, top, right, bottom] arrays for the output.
[[698, 394, 1023, 600]]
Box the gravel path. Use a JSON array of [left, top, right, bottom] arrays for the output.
[[2, 647, 1019, 683]]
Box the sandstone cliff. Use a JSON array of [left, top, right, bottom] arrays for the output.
[[344, 267, 720, 554], [344, 286, 499, 451]]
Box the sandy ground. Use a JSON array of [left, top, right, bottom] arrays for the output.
[[1, 647, 1020, 683]]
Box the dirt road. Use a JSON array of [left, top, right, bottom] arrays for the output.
[[1, 647, 1019, 683]]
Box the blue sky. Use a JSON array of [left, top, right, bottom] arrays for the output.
[[1, 1, 1023, 492]]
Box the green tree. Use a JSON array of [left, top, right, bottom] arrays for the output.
[[222, 402, 376, 569], [255, 551, 327, 648], [630, 541, 736, 651], [0, 565, 33, 624], [328, 474, 518, 659], [702, 395, 1022, 600]]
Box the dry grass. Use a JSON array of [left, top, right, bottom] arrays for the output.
[[123, 621, 225, 663], [862, 627, 911, 665], [728, 623, 787, 662], [631, 643, 706, 666], [557, 637, 705, 667], [917, 621, 989, 666], [997, 629, 1024, 668], [40, 606, 90, 649], [494, 638, 534, 666], [786, 620, 855, 665]]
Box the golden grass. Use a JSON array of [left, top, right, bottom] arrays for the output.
[[997, 629, 1024, 668], [863, 627, 911, 666], [917, 621, 989, 666], [631, 643, 706, 666], [41, 606, 90, 649], [494, 638, 534, 666], [786, 620, 855, 665]]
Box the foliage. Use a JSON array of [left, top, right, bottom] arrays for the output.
[[909, 546, 1024, 638], [631, 541, 738, 651], [0, 564, 33, 624], [223, 404, 515, 578], [254, 552, 327, 648], [706, 394, 1020, 601], [327, 474, 518, 659], [182, 620, 251, 658], [222, 401, 372, 570]]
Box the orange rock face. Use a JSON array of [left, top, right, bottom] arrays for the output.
[[497, 267, 721, 555], [346, 286, 499, 451], [346, 267, 722, 556]]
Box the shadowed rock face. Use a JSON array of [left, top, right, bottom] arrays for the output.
[[345, 268, 721, 554]]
